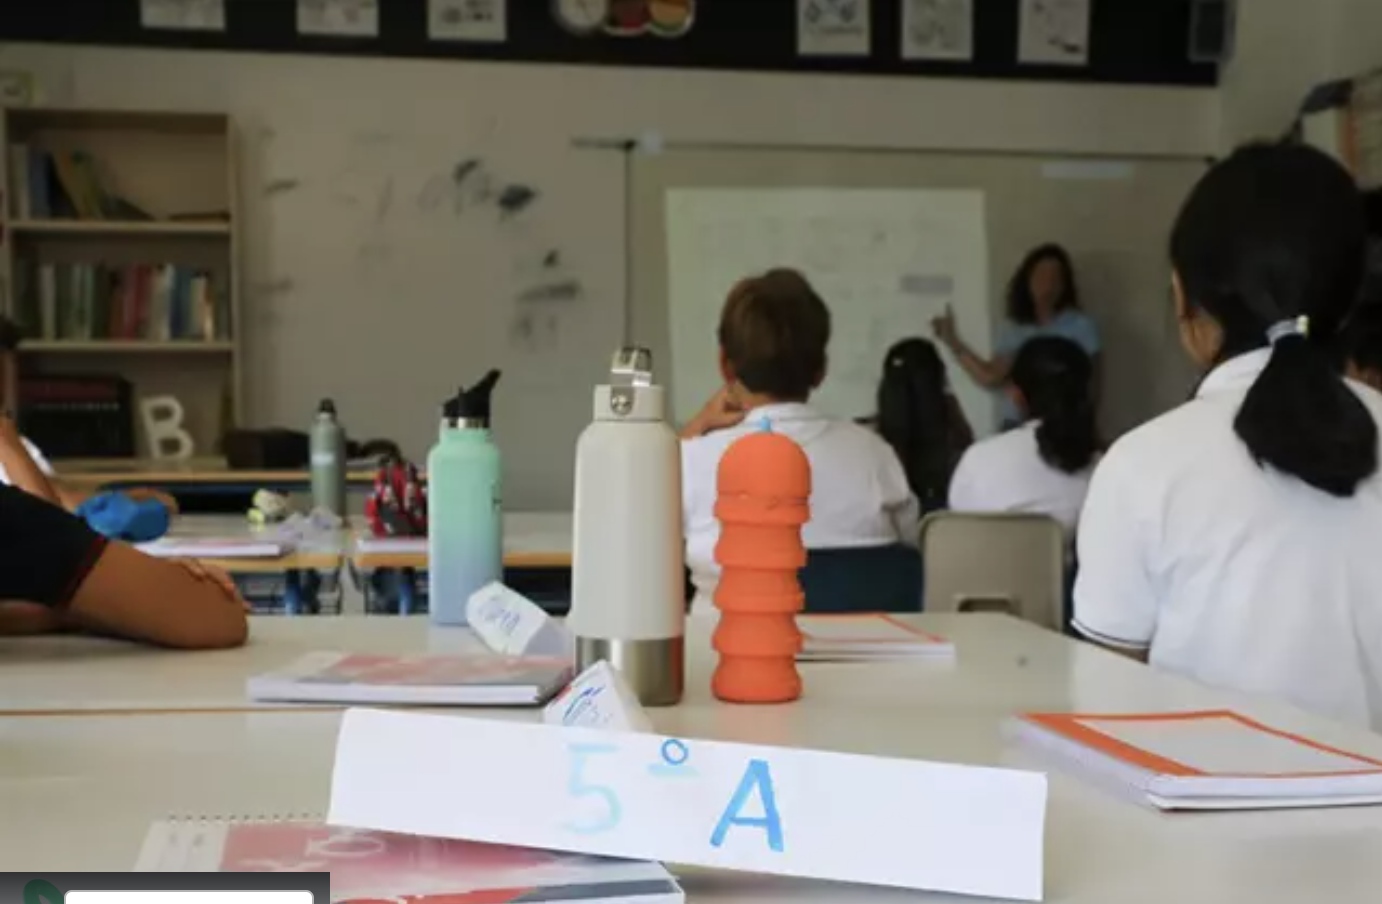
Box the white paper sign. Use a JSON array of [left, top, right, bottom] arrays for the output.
[[329, 710, 1047, 900], [901, 0, 973, 61], [797, 0, 871, 57], [467, 582, 572, 657], [141, 0, 226, 31], [1018, 0, 1090, 66], [298, 0, 379, 37], [544, 661, 654, 732], [429, 0, 507, 42]]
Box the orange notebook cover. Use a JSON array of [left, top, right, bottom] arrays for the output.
[[1012, 710, 1382, 810]]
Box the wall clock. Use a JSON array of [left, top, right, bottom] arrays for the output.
[[554, 0, 610, 34]]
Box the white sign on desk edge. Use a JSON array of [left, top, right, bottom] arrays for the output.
[[328, 708, 1047, 901]]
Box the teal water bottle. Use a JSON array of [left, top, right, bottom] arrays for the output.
[[427, 370, 503, 626]]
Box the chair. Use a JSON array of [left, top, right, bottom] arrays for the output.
[[798, 544, 924, 614], [918, 512, 1066, 630]]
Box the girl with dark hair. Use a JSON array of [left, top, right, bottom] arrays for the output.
[[948, 337, 1098, 534], [932, 243, 1101, 427], [1074, 143, 1382, 729], [872, 338, 973, 513]]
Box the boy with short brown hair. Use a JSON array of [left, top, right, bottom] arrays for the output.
[[680, 268, 919, 611]]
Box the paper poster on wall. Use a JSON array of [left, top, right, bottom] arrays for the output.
[[429, 0, 508, 42], [297, 0, 379, 38], [140, 0, 226, 32], [901, 0, 973, 61], [665, 188, 997, 435], [797, 0, 871, 57], [1018, 0, 1090, 65]]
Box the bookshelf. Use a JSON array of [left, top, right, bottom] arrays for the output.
[[0, 106, 241, 463]]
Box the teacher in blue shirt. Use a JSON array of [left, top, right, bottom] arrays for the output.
[[933, 243, 1100, 427]]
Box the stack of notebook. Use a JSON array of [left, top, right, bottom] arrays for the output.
[[796, 614, 955, 661], [1011, 709, 1382, 810], [247, 652, 574, 707], [136, 818, 684, 903], [136, 537, 292, 559]]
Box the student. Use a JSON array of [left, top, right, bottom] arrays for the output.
[[948, 336, 1098, 535], [933, 244, 1100, 426], [869, 337, 973, 513], [0, 413, 247, 647], [0, 316, 176, 513], [680, 269, 920, 611], [1073, 143, 1382, 729]]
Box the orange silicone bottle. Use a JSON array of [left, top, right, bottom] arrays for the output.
[[711, 429, 811, 704]]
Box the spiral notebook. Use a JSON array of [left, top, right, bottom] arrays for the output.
[[1011, 710, 1382, 810], [136, 818, 684, 903]]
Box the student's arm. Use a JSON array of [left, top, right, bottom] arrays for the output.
[[878, 441, 922, 546], [680, 386, 745, 440], [1071, 451, 1156, 662], [0, 484, 247, 648]]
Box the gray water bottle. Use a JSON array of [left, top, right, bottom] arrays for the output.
[[310, 398, 346, 516]]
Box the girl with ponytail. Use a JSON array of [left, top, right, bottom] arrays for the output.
[[1074, 143, 1382, 730], [948, 336, 1098, 535], [873, 338, 973, 514]]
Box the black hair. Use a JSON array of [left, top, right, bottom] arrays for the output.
[[1006, 243, 1080, 324], [1340, 300, 1382, 381], [876, 338, 966, 510], [1011, 336, 1098, 473], [1171, 142, 1376, 497], [0, 315, 22, 353]]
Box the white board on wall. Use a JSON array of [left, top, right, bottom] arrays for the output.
[[664, 188, 996, 433]]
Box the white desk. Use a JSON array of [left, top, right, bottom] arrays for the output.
[[4, 615, 1382, 901]]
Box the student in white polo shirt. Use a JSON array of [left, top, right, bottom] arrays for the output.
[[679, 268, 919, 612], [948, 335, 1098, 536], [1074, 143, 1382, 729]]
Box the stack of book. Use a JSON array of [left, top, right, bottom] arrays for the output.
[[14, 261, 231, 343], [8, 143, 167, 220]]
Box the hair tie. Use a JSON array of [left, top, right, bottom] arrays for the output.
[[1266, 316, 1309, 345]]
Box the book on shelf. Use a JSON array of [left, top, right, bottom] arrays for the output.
[[13, 260, 232, 343], [7, 142, 220, 223]]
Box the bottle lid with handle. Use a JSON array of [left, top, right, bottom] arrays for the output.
[[595, 347, 664, 422], [444, 369, 501, 429]]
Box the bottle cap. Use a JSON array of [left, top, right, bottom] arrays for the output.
[[449, 370, 501, 427], [318, 398, 337, 417]]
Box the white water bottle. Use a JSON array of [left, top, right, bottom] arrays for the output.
[[568, 348, 685, 706]]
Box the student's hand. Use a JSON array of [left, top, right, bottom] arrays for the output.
[[931, 306, 959, 347], [173, 559, 246, 607], [682, 386, 745, 439]]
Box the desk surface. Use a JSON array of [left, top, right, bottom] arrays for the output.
[[3, 614, 1382, 901], [353, 511, 574, 570]]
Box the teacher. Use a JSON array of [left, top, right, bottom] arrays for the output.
[[932, 243, 1100, 427]]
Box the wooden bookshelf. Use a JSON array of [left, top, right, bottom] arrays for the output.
[[0, 105, 241, 462]]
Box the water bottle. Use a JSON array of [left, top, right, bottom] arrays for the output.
[[427, 370, 503, 626], [310, 398, 346, 516], [568, 348, 684, 706]]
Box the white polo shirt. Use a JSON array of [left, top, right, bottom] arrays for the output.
[[0, 436, 54, 484], [947, 422, 1095, 536], [1074, 349, 1382, 729], [682, 402, 920, 612]]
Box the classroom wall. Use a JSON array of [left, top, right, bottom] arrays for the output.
[[0, 44, 1219, 509], [1219, 0, 1382, 149]]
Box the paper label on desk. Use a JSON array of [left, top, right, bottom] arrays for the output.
[[544, 661, 653, 733], [467, 582, 570, 657], [329, 709, 1047, 900]]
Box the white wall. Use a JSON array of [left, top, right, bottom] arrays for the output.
[[0, 44, 1218, 508], [1219, 0, 1382, 150]]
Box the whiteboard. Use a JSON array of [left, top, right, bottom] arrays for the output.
[[631, 147, 1208, 441], [665, 188, 995, 432]]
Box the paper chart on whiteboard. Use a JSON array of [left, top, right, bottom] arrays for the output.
[[140, 0, 226, 31], [297, 0, 380, 37], [664, 188, 996, 434]]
